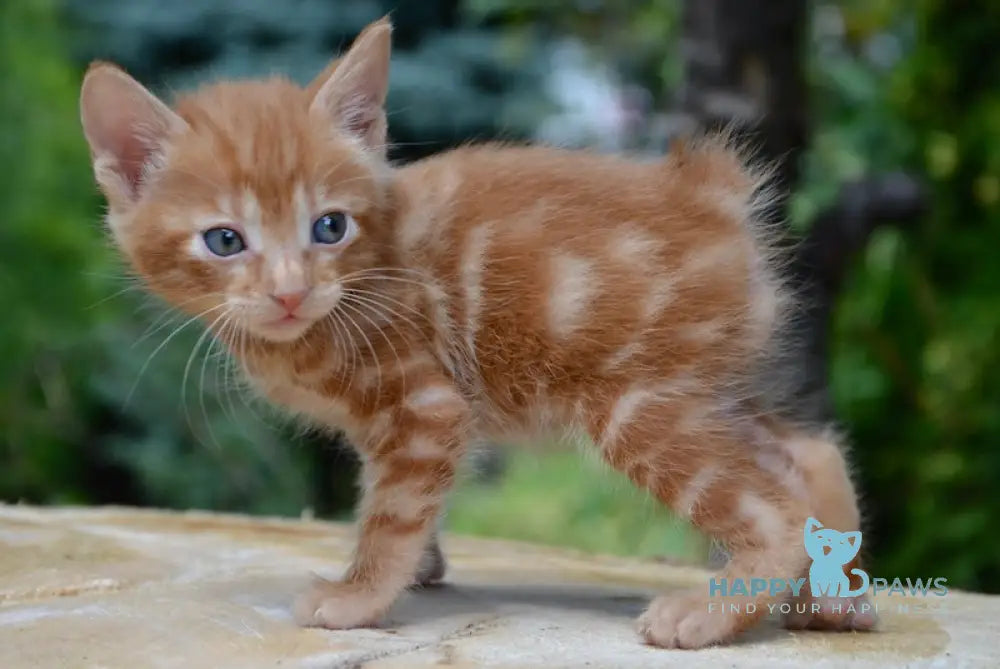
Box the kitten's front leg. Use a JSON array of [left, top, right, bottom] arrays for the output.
[[294, 379, 468, 629]]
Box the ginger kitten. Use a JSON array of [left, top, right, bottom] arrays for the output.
[[79, 18, 875, 648]]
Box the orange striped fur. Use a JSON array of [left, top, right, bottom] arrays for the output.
[[79, 18, 874, 648]]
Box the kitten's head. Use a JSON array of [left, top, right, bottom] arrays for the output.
[[81, 19, 396, 343], [804, 517, 862, 565]]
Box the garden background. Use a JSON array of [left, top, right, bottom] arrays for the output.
[[3, 0, 998, 592]]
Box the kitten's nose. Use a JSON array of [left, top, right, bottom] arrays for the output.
[[271, 290, 308, 314]]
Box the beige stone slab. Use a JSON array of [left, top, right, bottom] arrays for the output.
[[0, 504, 996, 668]]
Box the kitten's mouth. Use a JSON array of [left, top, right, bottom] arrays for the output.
[[254, 313, 314, 343], [260, 312, 311, 332]]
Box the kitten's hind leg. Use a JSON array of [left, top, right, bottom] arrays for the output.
[[590, 389, 809, 649], [756, 419, 877, 631]]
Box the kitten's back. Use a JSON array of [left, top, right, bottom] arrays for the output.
[[393, 140, 785, 422]]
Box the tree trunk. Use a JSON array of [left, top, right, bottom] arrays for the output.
[[677, 0, 924, 425], [678, 0, 808, 196]]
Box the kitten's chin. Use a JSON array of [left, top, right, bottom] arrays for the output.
[[251, 318, 315, 343]]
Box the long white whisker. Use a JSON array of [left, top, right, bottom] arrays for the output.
[[133, 293, 227, 347], [330, 307, 358, 396], [341, 297, 407, 394], [339, 274, 434, 289], [199, 313, 236, 450], [342, 293, 417, 350], [337, 303, 380, 403], [213, 315, 240, 425], [323, 307, 352, 383], [232, 323, 279, 431], [125, 304, 227, 408], [319, 315, 350, 397], [338, 266, 432, 280], [86, 285, 141, 310], [342, 288, 433, 338], [182, 309, 231, 453]]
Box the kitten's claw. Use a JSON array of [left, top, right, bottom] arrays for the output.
[[293, 577, 388, 629], [782, 592, 878, 631], [637, 591, 740, 649]]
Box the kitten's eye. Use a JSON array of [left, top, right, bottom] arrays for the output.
[[312, 212, 349, 245], [203, 227, 246, 257]]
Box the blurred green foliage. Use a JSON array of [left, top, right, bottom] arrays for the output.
[[828, 0, 1000, 590], [0, 0, 111, 502], [1, 0, 998, 592], [449, 449, 705, 562], [0, 0, 317, 514]]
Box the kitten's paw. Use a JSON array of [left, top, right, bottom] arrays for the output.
[[637, 592, 742, 649], [413, 540, 447, 587], [293, 577, 389, 630], [782, 592, 878, 631]]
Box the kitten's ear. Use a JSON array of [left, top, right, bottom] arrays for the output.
[[309, 17, 392, 152], [805, 517, 823, 534], [843, 531, 862, 550], [305, 57, 342, 100], [80, 62, 188, 206]]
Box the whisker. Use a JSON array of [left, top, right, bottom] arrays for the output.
[[342, 292, 418, 347], [320, 315, 351, 397], [233, 322, 280, 431], [340, 297, 407, 394], [213, 316, 241, 426], [342, 287, 434, 336], [340, 293, 427, 375], [340, 274, 438, 292], [337, 303, 380, 403], [336, 269, 434, 292], [199, 313, 234, 449], [133, 292, 228, 347], [125, 303, 228, 408], [85, 285, 141, 310], [322, 306, 353, 381], [330, 307, 359, 396], [182, 308, 231, 453]]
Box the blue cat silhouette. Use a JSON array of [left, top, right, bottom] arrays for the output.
[[804, 517, 870, 597]]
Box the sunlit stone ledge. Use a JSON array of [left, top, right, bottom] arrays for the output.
[[1, 504, 996, 668]]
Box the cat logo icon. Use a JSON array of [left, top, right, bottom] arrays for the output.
[[804, 517, 871, 598]]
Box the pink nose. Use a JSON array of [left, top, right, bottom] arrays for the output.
[[271, 290, 308, 314]]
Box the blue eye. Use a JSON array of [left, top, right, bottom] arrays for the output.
[[203, 227, 246, 257], [312, 212, 348, 245]]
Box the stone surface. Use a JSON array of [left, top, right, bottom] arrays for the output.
[[0, 505, 996, 668]]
